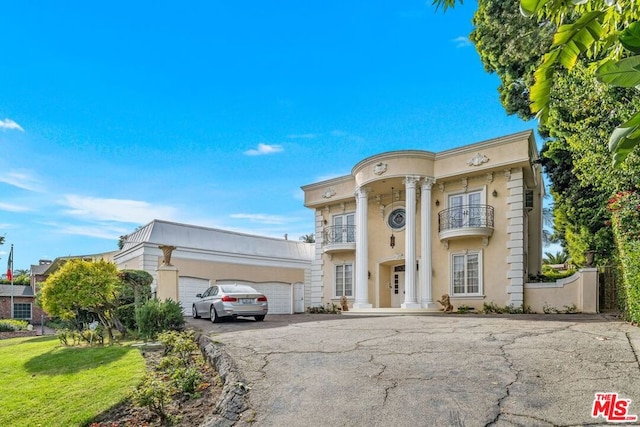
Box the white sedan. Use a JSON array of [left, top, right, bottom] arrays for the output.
[[192, 284, 268, 322]]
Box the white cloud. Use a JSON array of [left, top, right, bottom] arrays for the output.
[[60, 195, 179, 224], [0, 118, 24, 131], [53, 223, 131, 240], [287, 133, 318, 139], [0, 171, 43, 192], [244, 143, 284, 156], [0, 202, 31, 212], [453, 36, 472, 48], [229, 213, 288, 225]]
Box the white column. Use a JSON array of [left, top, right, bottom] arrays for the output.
[[402, 176, 421, 309], [421, 177, 438, 308], [353, 187, 372, 308]]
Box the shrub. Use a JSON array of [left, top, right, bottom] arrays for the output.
[[116, 303, 137, 331], [483, 302, 531, 314], [131, 330, 210, 423], [135, 299, 185, 340], [131, 373, 175, 423], [608, 191, 640, 324], [456, 304, 474, 314], [0, 319, 29, 332]]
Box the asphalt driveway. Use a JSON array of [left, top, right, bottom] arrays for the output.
[[187, 313, 640, 426]]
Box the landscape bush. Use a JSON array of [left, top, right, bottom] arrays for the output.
[[608, 191, 640, 324], [132, 330, 211, 423], [0, 319, 29, 332], [135, 299, 185, 340]]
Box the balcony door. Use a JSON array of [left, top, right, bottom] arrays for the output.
[[449, 191, 482, 228], [333, 213, 355, 243]]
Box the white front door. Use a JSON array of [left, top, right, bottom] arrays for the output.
[[293, 282, 305, 313], [390, 265, 405, 307]]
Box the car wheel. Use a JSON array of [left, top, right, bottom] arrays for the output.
[[192, 305, 200, 319], [254, 315, 265, 322], [211, 306, 221, 323]]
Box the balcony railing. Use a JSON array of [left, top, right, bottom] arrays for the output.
[[322, 225, 356, 254], [438, 205, 494, 242], [323, 225, 356, 244]]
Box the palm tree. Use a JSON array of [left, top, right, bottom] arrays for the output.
[[299, 233, 315, 243], [542, 207, 559, 246], [543, 250, 569, 265]]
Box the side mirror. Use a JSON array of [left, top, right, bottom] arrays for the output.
[[196, 293, 202, 298]]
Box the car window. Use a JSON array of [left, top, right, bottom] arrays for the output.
[[220, 284, 258, 293], [202, 287, 212, 297], [212, 287, 219, 296]]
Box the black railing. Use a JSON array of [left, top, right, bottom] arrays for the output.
[[438, 205, 494, 232], [323, 225, 356, 244]]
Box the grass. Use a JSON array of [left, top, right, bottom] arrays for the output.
[[0, 335, 146, 426]]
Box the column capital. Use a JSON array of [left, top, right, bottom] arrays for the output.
[[422, 177, 436, 190], [355, 186, 372, 199], [403, 175, 421, 188]]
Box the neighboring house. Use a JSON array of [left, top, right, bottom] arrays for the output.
[[114, 220, 313, 315], [301, 130, 544, 311], [30, 259, 52, 290], [0, 284, 45, 323]]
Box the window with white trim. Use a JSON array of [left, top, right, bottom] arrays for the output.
[[451, 251, 482, 296], [333, 213, 355, 243], [13, 303, 32, 320], [335, 263, 353, 298], [448, 190, 484, 228]]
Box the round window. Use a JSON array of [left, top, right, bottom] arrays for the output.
[[387, 207, 406, 230]]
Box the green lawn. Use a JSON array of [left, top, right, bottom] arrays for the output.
[[0, 335, 146, 426]]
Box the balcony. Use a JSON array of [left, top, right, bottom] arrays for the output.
[[323, 225, 356, 254], [438, 205, 494, 245]]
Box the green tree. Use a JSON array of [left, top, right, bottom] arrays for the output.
[[434, 0, 640, 166], [543, 250, 568, 265], [41, 259, 125, 342], [299, 233, 315, 243], [470, 0, 554, 120]]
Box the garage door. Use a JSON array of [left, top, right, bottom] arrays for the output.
[[251, 282, 292, 314], [218, 280, 292, 314], [179, 277, 211, 315]]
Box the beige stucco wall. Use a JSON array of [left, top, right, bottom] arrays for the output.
[[524, 268, 598, 313], [172, 258, 305, 284], [115, 253, 306, 290], [304, 131, 543, 311], [317, 166, 522, 311]]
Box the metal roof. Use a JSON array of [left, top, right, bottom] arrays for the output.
[[121, 219, 314, 261]]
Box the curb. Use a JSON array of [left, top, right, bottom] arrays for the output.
[[198, 334, 254, 427]]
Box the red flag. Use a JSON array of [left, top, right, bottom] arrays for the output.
[[6, 245, 13, 282]]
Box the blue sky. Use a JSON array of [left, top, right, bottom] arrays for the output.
[[0, 1, 539, 271]]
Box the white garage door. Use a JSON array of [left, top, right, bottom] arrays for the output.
[[218, 280, 292, 314], [251, 282, 292, 314], [179, 277, 211, 315]]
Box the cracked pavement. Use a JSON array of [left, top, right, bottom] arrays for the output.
[[188, 314, 640, 426]]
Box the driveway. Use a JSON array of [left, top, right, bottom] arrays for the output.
[[187, 313, 640, 426]]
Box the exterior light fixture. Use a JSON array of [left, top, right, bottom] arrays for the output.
[[435, 199, 440, 206], [390, 186, 395, 248], [492, 189, 498, 197]]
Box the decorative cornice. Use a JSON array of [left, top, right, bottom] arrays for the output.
[[373, 162, 388, 175], [467, 152, 490, 167], [322, 188, 336, 199], [486, 172, 494, 184]]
